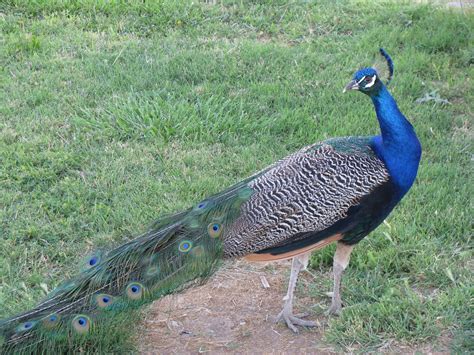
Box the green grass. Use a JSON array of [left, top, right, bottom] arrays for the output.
[[1, 0, 472, 352]]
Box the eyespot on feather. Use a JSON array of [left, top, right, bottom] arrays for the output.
[[95, 294, 114, 309], [42, 313, 61, 328], [193, 200, 207, 211], [207, 223, 222, 238], [178, 240, 193, 253], [126, 282, 144, 300], [84, 252, 105, 270], [71, 315, 91, 334], [16, 321, 36, 332], [192, 200, 214, 214], [87, 256, 100, 267]]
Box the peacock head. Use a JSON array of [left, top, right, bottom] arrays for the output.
[[344, 67, 382, 95], [344, 48, 394, 95]]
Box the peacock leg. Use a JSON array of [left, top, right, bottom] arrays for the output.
[[275, 252, 317, 333], [327, 242, 354, 316]]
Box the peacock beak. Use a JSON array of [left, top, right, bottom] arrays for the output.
[[343, 80, 359, 93]]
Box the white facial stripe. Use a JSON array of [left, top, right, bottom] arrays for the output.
[[357, 76, 366, 85], [365, 75, 377, 88]]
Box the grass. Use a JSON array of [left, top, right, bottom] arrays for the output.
[[1, 0, 472, 352]]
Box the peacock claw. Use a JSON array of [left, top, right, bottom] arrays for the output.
[[274, 310, 317, 333]]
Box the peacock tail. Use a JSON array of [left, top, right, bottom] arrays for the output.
[[0, 178, 255, 353]]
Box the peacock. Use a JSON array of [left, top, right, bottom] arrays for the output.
[[0, 49, 421, 352]]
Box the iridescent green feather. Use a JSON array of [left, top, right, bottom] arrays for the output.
[[0, 180, 255, 354]]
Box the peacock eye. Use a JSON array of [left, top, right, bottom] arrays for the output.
[[365, 76, 373, 82]]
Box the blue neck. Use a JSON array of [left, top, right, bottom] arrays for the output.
[[370, 85, 422, 198]]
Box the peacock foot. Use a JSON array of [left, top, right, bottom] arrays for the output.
[[274, 310, 317, 333]]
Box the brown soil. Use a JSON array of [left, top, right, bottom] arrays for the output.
[[138, 260, 451, 354], [138, 260, 333, 354]]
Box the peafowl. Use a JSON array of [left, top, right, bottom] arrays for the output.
[[0, 49, 421, 352]]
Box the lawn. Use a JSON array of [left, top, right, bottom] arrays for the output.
[[0, 0, 472, 353]]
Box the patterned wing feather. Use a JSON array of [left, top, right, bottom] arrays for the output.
[[223, 137, 389, 257]]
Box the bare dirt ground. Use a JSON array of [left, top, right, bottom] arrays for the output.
[[138, 261, 451, 354]]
